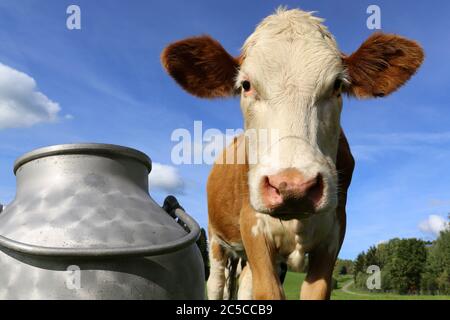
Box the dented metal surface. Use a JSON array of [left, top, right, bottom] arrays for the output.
[[0, 144, 204, 299]]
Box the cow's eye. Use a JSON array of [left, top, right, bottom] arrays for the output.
[[242, 80, 251, 92], [333, 79, 343, 92]]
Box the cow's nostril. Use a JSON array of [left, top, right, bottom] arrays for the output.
[[262, 176, 283, 206], [264, 176, 280, 195], [306, 174, 324, 205]]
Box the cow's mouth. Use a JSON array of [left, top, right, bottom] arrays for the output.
[[266, 199, 318, 220], [269, 211, 311, 221]]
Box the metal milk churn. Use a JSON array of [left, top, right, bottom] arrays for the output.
[[0, 144, 205, 299]]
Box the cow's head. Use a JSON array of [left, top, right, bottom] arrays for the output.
[[161, 8, 423, 219]]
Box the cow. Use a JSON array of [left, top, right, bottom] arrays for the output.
[[161, 8, 424, 300]]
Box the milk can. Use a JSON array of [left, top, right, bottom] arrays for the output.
[[0, 144, 205, 299]]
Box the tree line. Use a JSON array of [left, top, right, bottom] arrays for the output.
[[334, 216, 449, 295]]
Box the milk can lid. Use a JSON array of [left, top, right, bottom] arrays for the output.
[[14, 143, 152, 174]]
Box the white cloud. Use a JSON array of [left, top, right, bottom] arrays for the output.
[[419, 215, 449, 237], [149, 162, 185, 194], [0, 62, 60, 129]]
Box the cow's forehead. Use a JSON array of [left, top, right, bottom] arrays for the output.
[[243, 8, 338, 53], [239, 8, 343, 97]]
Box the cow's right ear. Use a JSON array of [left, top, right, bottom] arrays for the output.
[[342, 33, 424, 98], [161, 35, 240, 99]]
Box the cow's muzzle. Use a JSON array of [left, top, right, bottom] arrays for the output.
[[260, 168, 324, 218]]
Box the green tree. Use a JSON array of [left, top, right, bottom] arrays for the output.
[[421, 228, 450, 294], [365, 246, 379, 267], [381, 264, 393, 292], [376, 238, 400, 268], [389, 238, 427, 294], [353, 252, 366, 281], [339, 265, 348, 275], [436, 270, 450, 294], [333, 259, 354, 277]]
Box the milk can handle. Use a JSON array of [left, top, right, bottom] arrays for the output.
[[0, 201, 201, 259]]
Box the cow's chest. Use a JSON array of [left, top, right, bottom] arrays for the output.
[[251, 212, 338, 272]]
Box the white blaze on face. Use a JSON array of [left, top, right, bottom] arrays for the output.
[[237, 8, 346, 214]]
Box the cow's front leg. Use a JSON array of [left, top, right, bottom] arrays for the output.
[[237, 264, 253, 300], [240, 205, 284, 300], [207, 234, 228, 300], [299, 129, 353, 300], [300, 244, 338, 300]]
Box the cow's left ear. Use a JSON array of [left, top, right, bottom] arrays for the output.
[[343, 32, 424, 98], [161, 35, 240, 99]]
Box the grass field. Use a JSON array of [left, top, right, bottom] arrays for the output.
[[283, 272, 450, 300]]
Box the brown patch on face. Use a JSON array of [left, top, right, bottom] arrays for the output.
[[161, 35, 240, 98], [343, 32, 424, 98]]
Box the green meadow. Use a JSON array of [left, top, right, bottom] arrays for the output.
[[283, 272, 450, 300]]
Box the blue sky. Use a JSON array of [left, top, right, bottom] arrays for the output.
[[0, 0, 449, 259]]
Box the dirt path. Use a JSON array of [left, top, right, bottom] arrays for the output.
[[341, 280, 373, 297]]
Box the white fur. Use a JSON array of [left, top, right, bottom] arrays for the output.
[[212, 8, 346, 300], [250, 207, 338, 272], [213, 210, 338, 299], [251, 213, 269, 237], [237, 265, 253, 300], [237, 8, 345, 214], [207, 237, 226, 300]]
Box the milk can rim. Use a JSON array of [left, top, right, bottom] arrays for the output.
[[13, 143, 152, 174]]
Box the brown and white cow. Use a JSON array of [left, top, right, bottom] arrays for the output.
[[161, 8, 423, 300]]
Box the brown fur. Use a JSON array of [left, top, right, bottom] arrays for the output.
[[335, 130, 355, 249], [240, 199, 285, 299], [161, 36, 240, 98], [161, 27, 422, 300], [343, 33, 424, 98], [207, 132, 354, 299], [300, 129, 354, 300], [207, 136, 247, 243]]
